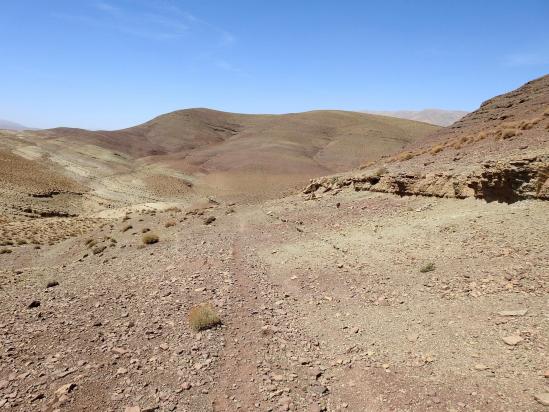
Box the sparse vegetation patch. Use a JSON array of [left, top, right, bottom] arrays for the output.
[[188, 304, 221, 331], [420, 262, 436, 273], [142, 233, 159, 244]]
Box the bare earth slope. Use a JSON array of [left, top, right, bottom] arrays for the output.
[[307, 75, 549, 203], [0, 148, 86, 219]]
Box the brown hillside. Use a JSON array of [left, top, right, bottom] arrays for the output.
[[1, 109, 439, 210], [40, 109, 439, 171], [0, 148, 86, 218]]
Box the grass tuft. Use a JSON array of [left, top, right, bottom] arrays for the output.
[[500, 128, 517, 139], [429, 144, 444, 155], [188, 303, 221, 331], [420, 262, 436, 273], [142, 233, 159, 245]]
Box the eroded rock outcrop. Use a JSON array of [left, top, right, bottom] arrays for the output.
[[304, 154, 549, 203]]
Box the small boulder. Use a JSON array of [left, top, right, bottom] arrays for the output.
[[502, 335, 523, 346], [46, 280, 59, 288]]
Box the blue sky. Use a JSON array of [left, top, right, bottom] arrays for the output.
[[1, 0, 548, 129]]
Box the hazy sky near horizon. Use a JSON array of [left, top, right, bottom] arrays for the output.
[[1, 0, 548, 129]]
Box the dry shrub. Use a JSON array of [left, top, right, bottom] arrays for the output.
[[420, 262, 436, 273], [519, 120, 535, 130], [397, 152, 414, 161], [203, 216, 216, 225], [0, 248, 13, 254], [86, 239, 97, 248], [142, 233, 159, 245], [92, 245, 107, 255], [165, 221, 176, 228], [500, 129, 517, 139], [142, 228, 150, 233], [501, 121, 519, 129], [476, 131, 487, 141], [430, 144, 444, 155], [188, 304, 221, 331], [122, 224, 132, 232]]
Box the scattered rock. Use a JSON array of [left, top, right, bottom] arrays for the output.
[[27, 300, 41, 309], [498, 309, 528, 316], [310, 385, 328, 396], [502, 335, 524, 346], [46, 280, 59, 288], [55, 382, 77, 396]]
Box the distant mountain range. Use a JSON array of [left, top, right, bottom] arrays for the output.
[[362, 109, 468, 126], [0, 119, 33, 131]]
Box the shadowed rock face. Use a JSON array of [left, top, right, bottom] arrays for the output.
[[469, 157, 549, 203]]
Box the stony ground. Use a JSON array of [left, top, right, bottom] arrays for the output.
[[1, 189, 548, 411]]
